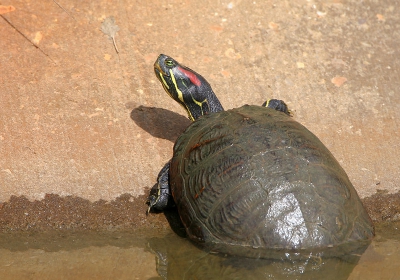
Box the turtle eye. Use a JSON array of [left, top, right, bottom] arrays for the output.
[[165, 58, 175, 68]]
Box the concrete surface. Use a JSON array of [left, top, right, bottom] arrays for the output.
[[0, 0, 399, 228]]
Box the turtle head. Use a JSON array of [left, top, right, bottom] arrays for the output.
[[154, 54, 223, 121]]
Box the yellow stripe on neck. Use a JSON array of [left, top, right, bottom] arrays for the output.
[[169, 69, 184, 103], [166, 69, 209, 121], [159, 72, 170, 90], [169, 69, 194, 121], [192, 97, 208, 116]]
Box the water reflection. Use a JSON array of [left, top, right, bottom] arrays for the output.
[[0, 223, 398, 279], [147, 233, 366, 280]]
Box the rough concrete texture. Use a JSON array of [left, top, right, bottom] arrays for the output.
[[0, 0, 399, 229], [0, 193, 170, 232]]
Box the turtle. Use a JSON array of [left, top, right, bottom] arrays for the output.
[[147, 54, 374, 258]]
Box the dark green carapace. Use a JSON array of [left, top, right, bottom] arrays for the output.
[[148, 54, 374, 258], [171, 105, 373, 254]]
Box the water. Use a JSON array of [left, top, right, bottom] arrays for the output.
[[0, 222, 399, 279]]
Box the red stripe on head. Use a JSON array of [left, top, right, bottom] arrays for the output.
[[178, 67, 201, 86]]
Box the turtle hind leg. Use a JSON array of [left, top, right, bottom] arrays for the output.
[[262, 99, 291, 116], [147, 161, 175, 213]]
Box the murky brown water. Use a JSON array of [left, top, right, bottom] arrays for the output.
[[0, 222, 399, 280]]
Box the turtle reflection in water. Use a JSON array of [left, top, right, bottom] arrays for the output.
[[147, 54, 374, 258], [147, 232, 365, 280]]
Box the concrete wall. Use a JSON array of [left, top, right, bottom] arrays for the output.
[[1, 0, 399, 205]]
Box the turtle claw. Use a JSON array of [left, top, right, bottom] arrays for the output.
[[146, 195, 157, 215]]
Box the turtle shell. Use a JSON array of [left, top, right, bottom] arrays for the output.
[[170, 105, 373, 255]]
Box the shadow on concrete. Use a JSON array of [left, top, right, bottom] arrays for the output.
[[130, 106, 191, 142]]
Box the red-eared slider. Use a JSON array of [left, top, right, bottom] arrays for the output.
[[148, 54, 374, 257]]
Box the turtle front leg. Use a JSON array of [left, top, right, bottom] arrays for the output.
[[147, 161, 175, 213], [262, 99, 291, 116]]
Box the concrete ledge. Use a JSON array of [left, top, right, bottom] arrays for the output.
[[1, 0, 399, 227]]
